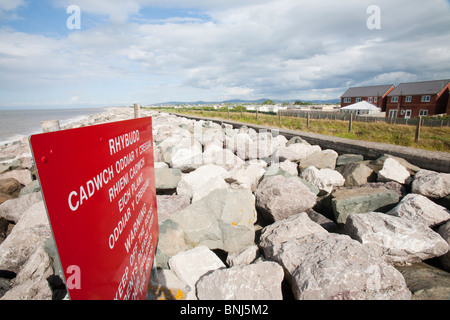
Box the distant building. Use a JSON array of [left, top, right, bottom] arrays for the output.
[[340, 84, 395, 112], [385, 79, 450, 118]]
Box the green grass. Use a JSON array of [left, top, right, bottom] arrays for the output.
[[154, 108, 450, 153]]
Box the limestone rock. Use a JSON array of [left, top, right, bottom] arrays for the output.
[[155, 167, 182, 191], [276, 143, 321, 162], [226, 245, 260, 267], [0, 201, 51, 273], [255, 175, 317, 222], [300, 166, 345, 195], [395, 262, 450, 300], [259, 212, 328, 259], [0, 192, 43, 224], [176, 164, 228, 200], [298, 149, 338, 171], [168, 246, 225, 292], [156, 194, 191, 224], [170, 146, 203, 172], [387, 194, 450, 228], [336, 154, 364, 166], [170, 188, 256, 253], [1, 244, 53, 300], [377, 158, 411, 184], [0, 178, 22, 196], [344, 212, 449, 264], [338, 162, 374, 187], [18, 180, 41, 196], [412, 169, 450, 199], [147, 268, 194, 300], [155, 219, 189, 269], [270, 233, 411, 300], [196, 261, 284, 300], [202, 145, 244, 170], [331, 187, 399, 224], [224, 164, 265, 192], [0, 170, 32, 186], [437, 221, 450, 272]]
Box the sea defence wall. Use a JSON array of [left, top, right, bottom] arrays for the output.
[[169, 112, 450, 173]]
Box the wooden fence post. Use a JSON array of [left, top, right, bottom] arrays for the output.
[[349, 113, 353, 132], [415, 116, 422, 143], [134, 103, 140, 119], [306, 112, 310, 128]]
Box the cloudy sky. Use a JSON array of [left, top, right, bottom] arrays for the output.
[[0, 0, 449, 109]]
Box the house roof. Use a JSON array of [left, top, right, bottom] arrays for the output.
[[340, 101, 381, 111], [387, 79, 450, 96], [341, 84, 394, 98]]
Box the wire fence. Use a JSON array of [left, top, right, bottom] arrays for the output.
[[277, 110, 450, 127]]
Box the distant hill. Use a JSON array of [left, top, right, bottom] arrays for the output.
[[154, 98, 340, 105]]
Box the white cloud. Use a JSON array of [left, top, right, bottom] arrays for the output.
[[1, 0, 450, 107]]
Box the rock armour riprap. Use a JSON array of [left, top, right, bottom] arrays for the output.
[[1, 108, 450, 300]]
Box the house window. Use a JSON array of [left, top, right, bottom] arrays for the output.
[[419, 110, 428, 116], [391, 96, 398, 103], [343, 98, 351, 103], [388, 110, 398, 118], [405, 110, 412, 119], [405, 96, 412, 102], [356, 98, 362, 102], [374, 97, 377, 103], [368, 97, 373, 103], [421, 95, 431, 102]]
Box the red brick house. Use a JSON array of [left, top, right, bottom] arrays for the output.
[[385, 79, 450, 119], [340, 84, 395, 112]]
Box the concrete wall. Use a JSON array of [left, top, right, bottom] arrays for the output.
[[169, 112, 450, 173]]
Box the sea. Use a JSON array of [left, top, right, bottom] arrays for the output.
[[0, 107, 106, 145]]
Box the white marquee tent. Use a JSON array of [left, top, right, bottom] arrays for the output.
[[340, 101, 381, 115]]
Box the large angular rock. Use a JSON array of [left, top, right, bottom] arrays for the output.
[[412, 169, 450, 199], [147, 268, 194, 300], [344, 212, 449, 264], [156, 194, 191, 224], [255, 175, 317, 222], [176, 164, 228, 200], [170, 146, 203, 172], [336, 154, 364, 166], [437, 221, 450, 272], [377, 158, 411, 184], [0, 170, 32, 186], [224, 164, 266, 192], [155, 167, 182, 191], [331, 187, 399, 224], [395, 262, 450, 300], [196, 261, 284, 300], [338, 162, 374, 187], [387, 194, 450, 228], [1, 244, 53, 300], [0, 178, 22, 196], [170, 188, 256, 253], [155, 219, 189, 269], [202, 145, 244, 170], [275, 143, 321, 162], [0, 192, 43, 223], [226, 245, 260, 267], [298, 149, 338, 171], [300, 166, 345, 195], [168, 246, 225, 293], [259, 212, 328, 259], [270, 233, 411, 300], [0, 201, 51, 273]]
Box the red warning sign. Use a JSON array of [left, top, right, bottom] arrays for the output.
[[30, 117, 158, 300]]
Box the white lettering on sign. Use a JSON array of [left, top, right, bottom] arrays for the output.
[[68, 166, 114, 212], [109, 131, 140, 156]]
